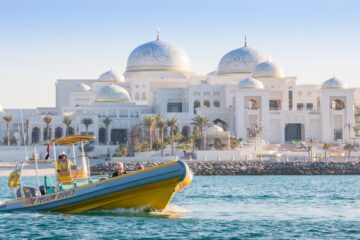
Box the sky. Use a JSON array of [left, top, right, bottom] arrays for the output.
[[1, 0, 360, 108]]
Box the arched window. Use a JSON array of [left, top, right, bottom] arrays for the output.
[[55, 127, 63, 139], [332, 99, 345, 110], [141, 92, 147, 100], [182, 126, 190, 138], [213, 100, 220, 107], [68, 127, 75, 135], [135, 92, 140, 100], [203, 100, 210, 107], [98, 127, 106, 145], [43, 127, 52, 141], [269, 100, 281, 110], [194, 100, 200, 114], [248, 99, 258, 109], [31, 127, 40, 144], [213, 119, 228, 131]]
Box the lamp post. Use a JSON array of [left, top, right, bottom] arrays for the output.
[[344, 121, 353, 143], [253, 123, 266, 151]]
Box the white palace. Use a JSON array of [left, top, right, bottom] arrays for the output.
[[1, 34, 360, 149]]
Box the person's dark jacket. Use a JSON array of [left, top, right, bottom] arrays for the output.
[[111, 171, 127, 178]]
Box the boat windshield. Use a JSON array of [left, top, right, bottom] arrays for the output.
[[47, 135, 95, 185]]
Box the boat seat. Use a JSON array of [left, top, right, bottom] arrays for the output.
[[59, 185, 74, 191], [46, 188, 56, 194], [44, 176, 55, 188], [44, 176, 56, 194]]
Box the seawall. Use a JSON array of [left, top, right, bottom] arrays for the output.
[[90, 160, 360, 176]]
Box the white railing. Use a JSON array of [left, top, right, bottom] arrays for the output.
[[111, 155, 178, 163]]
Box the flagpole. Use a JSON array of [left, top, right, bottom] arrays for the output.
[[19, 110, 28, 161]]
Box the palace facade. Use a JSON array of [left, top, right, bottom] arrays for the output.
[[1, 35, 360, 147]]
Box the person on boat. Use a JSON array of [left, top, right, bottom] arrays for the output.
[[111, 162, 127, 177], [56, 152, 73, 174], [136, 163, 145, 171]]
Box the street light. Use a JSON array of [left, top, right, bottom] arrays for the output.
[[344, 121, 354, 143]]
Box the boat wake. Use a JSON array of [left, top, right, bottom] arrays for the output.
[[78, 204, 189, 219]]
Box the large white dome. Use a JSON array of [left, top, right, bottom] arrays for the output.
[[238, 77, 264, 89], [321, 77, 348, 89], [126, 39, 191, 73], [218, 44, 268, 74], [98, 70, 125, 82], [96, 85, 130, 102], [252, 61, 285, 78], [206, 124, 224, 134]]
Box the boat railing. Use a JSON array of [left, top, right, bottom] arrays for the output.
[[9, 135, 96, 197]]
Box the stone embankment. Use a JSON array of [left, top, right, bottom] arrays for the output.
[[90, 160, 360, 176]]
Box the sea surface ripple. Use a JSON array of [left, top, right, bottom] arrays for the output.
[[0, 176, 360, 239]]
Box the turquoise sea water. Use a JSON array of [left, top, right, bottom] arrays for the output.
[[0, 176, 360, 239]]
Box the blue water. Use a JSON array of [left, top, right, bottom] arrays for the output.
[[1, 176, 360, 239]]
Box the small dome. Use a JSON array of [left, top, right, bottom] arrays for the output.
[[321, 77, 348, 89], [252, 61, 285, 78], [126, 39, 191, 73], [73, 82, 91, 92], [98, 70, 125, 82], [206, 124, 224, 133], [238, 77, 264, 89], [96, 85, 130, 102], [218, 43, 269, 74]]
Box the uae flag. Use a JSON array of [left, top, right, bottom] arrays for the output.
[[45, 144, 50, 160]]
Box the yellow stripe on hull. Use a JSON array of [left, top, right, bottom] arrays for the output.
[[51, 177, 182, 213]]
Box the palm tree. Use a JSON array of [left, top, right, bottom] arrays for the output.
[[81, 118, 93, 135], [191, 115, 209, 150], [156, 117, 167, 142], [143, 116, 156, 151], [307, 145, 313, 159], [322, 142, 331, 158], [3, 115, 12, 146], [42, 115, 52, 140], [63, 115, 72, 136], [167, 118, 178, 156], [156, 117, 167, 156], [79, 142, 94, 157], [103, 117, 112, 145], [344, 143, 354, 158], [116, 144, 128, 157]]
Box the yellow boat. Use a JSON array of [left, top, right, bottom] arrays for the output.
[[0, 135, 192, 213]]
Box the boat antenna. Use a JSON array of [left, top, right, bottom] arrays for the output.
[[19, 110, 28, 161]]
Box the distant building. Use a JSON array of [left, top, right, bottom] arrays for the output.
[[1, 35, 359, 147]]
